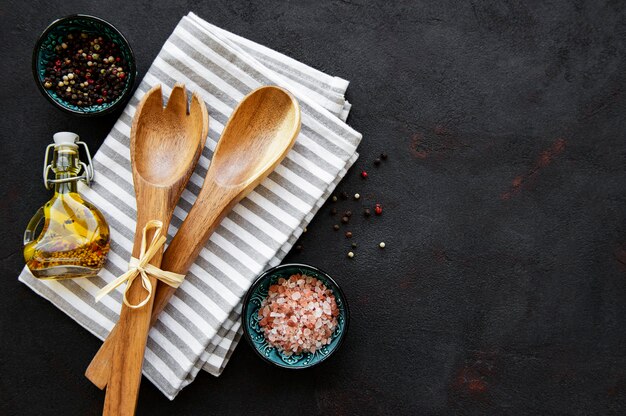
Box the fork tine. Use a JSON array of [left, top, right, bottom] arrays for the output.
[[189, 92, 205, 121], [166, 83, 188, 115], [189, 91, 209, 147], [139, 84, 164, 114]]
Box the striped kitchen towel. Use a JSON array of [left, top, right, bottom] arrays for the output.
[[18, 12, 361, 400]]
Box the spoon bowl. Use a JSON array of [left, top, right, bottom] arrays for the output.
[[211, 86, 300, 187]]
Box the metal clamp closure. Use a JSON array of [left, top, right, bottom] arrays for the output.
[[43, 139, 95, 190]]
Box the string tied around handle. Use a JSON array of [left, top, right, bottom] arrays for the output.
[[95, 220, 184, 309]]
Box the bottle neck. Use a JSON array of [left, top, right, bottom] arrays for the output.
[[54, 172, 78, 194], [52, 145, 80, 194]]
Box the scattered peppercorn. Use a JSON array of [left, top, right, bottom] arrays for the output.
[[296, 244, 303, 251], [354, 193, 360, 200], [333, 224, 340, 231], [341, 216, 349, 224], [374, 158, 381, 166], [347, 251, 354, 258], [351, 242, 357, 249], [42, 31, 129, 107], [375, 204, 383, 215], [332, 195, 338, 202], [364, 208, 371, 217], [330, 207, 337, 215], [361, 170, 368, 179], [303, 227, 307, 233], [341, 191, 349, 200], [345, 231, 353, 238], [379, 242, 386, 248], [381, 152, 388, 160], [345, 210, 352, 217]]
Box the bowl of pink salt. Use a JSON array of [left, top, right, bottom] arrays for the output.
[[242, 263, 349, 369]]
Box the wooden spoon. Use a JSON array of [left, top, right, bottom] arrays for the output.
[[86, 86, 300, 395], [101, 83, 208, 416]]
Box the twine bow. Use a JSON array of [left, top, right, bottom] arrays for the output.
[[95, 220, 185, 309]]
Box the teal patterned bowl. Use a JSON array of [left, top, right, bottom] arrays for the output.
[[242, 263, 349, 369], [32, 14, 136, 116]]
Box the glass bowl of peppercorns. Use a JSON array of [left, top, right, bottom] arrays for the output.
[[32, 14, 137, 116]]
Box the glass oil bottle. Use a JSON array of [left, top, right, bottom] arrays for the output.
[[23, 132, 110, 279]]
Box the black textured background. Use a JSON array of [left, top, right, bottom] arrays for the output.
[[1, 1, 626, 415]]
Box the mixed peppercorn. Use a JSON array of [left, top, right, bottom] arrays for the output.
[[42, 31, 128, 107]]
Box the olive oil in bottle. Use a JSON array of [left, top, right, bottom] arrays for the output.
[[23, 132, 110, 279]]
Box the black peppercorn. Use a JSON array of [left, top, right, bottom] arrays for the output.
[[345, 231, 352, 238], [330, 207, 337, 215], [374, 158, 381, 166], [364, 208, 371, 217], [341, 216, 349, 224], [333, 224, 340, 231], [345, 210, 352, 217], [381, 152, 388, 160]]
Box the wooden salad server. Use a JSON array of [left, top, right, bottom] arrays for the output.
[[99, 83, 208, 416], [86, 86, 300, 399]]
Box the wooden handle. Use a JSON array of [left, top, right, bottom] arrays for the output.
[[102, 189, 171, 416], [85, 178, 243, 389], [84, 282, 173, 390], [103, 276, 157, 416]]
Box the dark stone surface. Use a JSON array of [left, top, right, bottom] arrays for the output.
[[1, 1, 625, 415]]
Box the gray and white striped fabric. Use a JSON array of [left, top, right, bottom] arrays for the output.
[[18, 12, 361, 400]]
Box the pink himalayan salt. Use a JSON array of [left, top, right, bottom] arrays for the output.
[[258, 274, 339, 355]]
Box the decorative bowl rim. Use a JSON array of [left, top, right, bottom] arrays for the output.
[[31, 14, 137, 116], [241, 262, 350, 369]]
